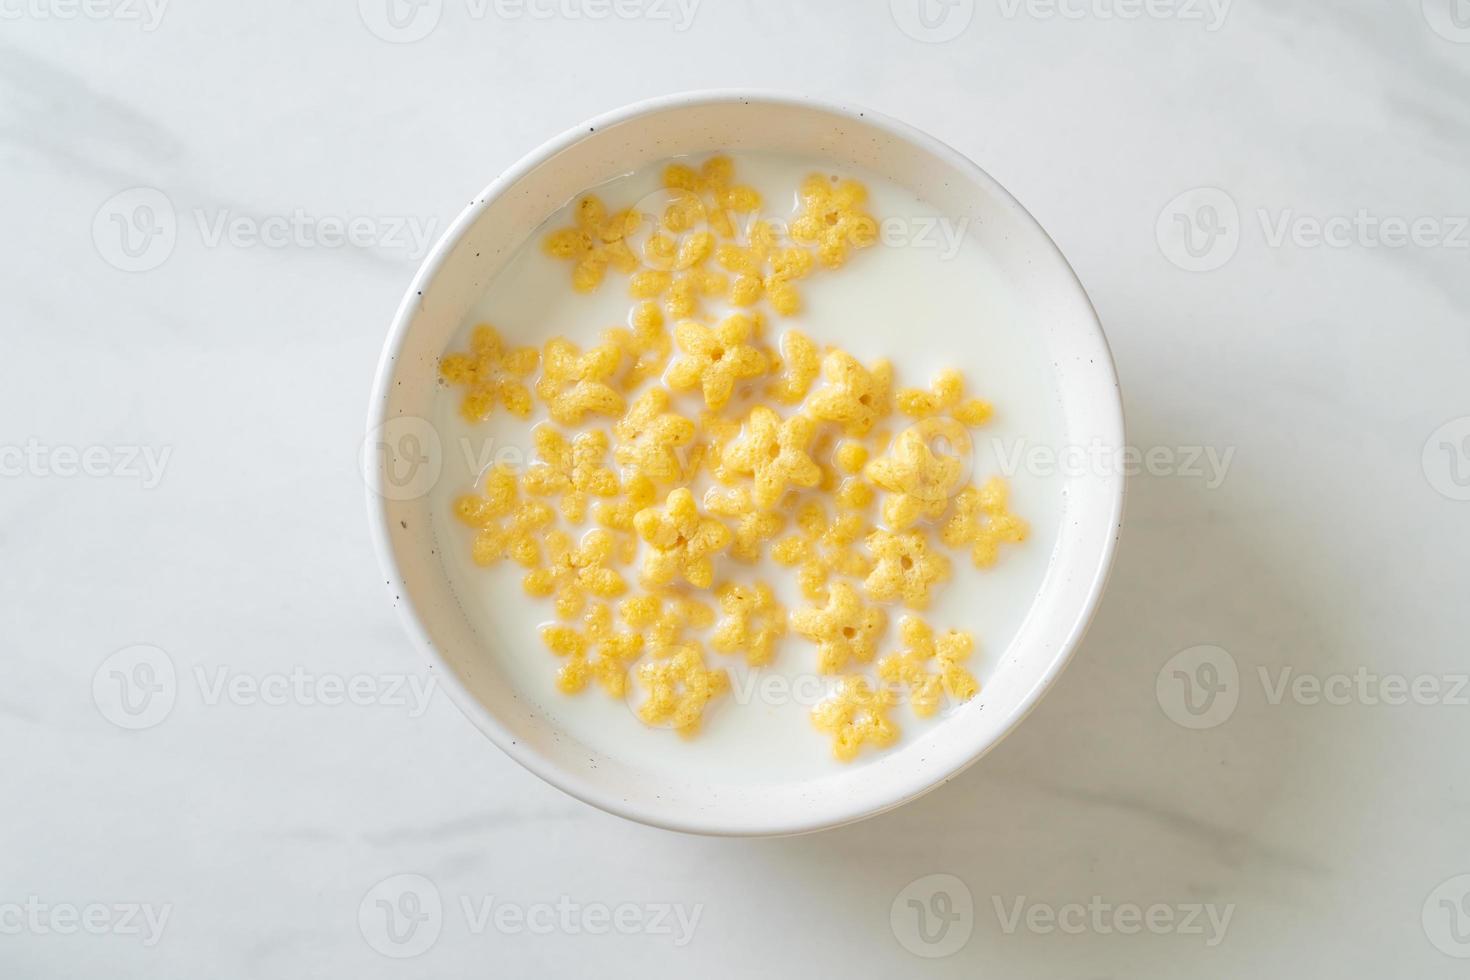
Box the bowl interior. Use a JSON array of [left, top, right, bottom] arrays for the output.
[[368, 94, 1123, 836]]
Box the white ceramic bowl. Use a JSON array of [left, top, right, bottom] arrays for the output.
[[365, 91, 1125, 837]]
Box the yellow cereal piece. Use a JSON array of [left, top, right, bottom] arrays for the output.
[[806, 350, 892, 436], [766, 330, 820, 405], [665, 268, 728, 319], [863, 529, 951, 609], [629, 269, 672, 298], [521, 426, 620, 523], [593, 472, 657, 538], [535, 337, 626, 425], [834, 440, 869, 474], [877, 617, 978, 717], [619, 590, 715, 654], [941, 477, 1029, 568], [440, 324, 539, 422], [614, 388, 696, 484], [896, 368, 993, 425], [635, 644, 729, 737], [704, 486, 786, 562], [691, 411, 742, 478], [666, 314, 770, 411], [603, 301, 670, 390], [770, 534, 812, 566], [455, 464, 556, 568], [811, 676, 899, 762], [711, 581, 787, 666], [542, 603, 645, 697], [717, 406, 821, 507], [790, 175, 879, 270], [542, 195, 638, 293], [633, 487, 733, 589], [791, 581, 887, 674], [864, 419, 967, 529], [523, 529, 628, 621]]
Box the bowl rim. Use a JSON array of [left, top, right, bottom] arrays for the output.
[[365, 88, 1127, 837]]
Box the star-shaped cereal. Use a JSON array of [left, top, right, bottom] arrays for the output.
[[619, 591, 715, 653], [439, 324, 539, 422], [634, 644, 730, 737], [864, 529, 951, 609], [633, 487, 733, 589], [704, 486, 785, 562], [766, 330, 820, 405], [772, 503, 873, 600], [877, 617, 978, 718], [541, 603, 645, 697], [940, 477, 1029, 567], [791, 581, 887, 674], [594, 471, 657, 539], [790, 175, 880, 269], [811, 676, 899, 762], [628, 266, 730, 321], [666, 314, 770, 411], [663, 155, 761, 239], [863, 419, 967, 529], [896, 368, 993, 426], [521, 426, 620, 523], [614, 387, 696, 485], [806, 350, 892, 436], [603, 301, 671, 391], [535, 337, 626, 426], [523, 529, 628, 620], [542, 195, 639, 293], [711, 581, 787, 667], [716, 406, 822, 507], [453, 464, 555, 568], [715, 220, 813, 316]]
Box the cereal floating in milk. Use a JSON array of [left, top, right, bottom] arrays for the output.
[[439, 155, 1029, 759]]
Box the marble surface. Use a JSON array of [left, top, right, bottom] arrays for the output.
[[4, 1, 1470, 976]]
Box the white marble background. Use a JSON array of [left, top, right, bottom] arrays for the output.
[[3, 0, 1469, 976]]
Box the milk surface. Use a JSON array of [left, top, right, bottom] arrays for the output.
[[429, 152, 1065, 781]]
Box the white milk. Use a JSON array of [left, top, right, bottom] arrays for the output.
[[429, 152, 1065, 781]]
